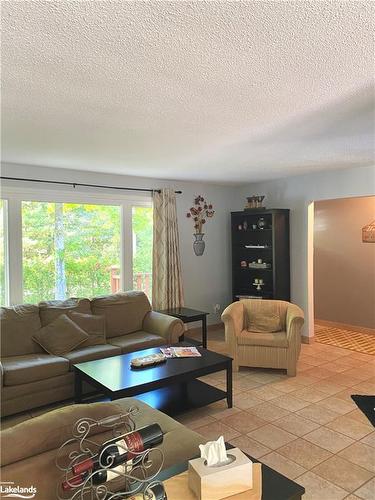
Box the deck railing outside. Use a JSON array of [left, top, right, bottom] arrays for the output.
[[110, 266, 152, 297]]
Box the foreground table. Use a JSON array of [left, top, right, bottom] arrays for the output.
[[74, 343, 232, 415]]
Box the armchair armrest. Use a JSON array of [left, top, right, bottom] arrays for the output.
[[143, 311, 184, 344], [286, 303, 304, 342], [221, 301, 244, 347]]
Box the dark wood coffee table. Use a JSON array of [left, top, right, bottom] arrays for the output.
[[73, 343, 232, 415]]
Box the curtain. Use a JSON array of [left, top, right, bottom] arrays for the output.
[[152, 188, 184, 310]]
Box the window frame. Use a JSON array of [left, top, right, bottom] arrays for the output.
[[1, 186, 153, 305]]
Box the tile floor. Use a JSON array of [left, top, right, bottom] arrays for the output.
[[1, 332, 374, 499], [175, 332, 375, 500]]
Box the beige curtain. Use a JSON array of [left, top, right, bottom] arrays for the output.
[[152, 188, 184, 310]]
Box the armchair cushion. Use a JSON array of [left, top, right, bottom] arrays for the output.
[[244, 299, 287, 332], [237, 329, 288, 348]]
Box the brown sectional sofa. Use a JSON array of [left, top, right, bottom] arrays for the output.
[[0, 291, 184, 417]]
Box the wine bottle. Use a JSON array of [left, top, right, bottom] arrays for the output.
[[73, 423, 163, 475], [61, 470, 107, 491]]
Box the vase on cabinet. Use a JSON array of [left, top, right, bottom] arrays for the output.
[[193, 233, 205, 256]]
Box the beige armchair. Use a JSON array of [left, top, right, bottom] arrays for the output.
[[221, 299, 304, 376]]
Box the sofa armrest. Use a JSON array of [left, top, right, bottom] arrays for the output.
[[142, 311, 184, 344]]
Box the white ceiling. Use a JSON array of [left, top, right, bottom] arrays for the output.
[[2, 1, 374, 185]]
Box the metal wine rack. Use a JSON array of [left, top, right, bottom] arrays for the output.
[[55, 406, 165, 500]]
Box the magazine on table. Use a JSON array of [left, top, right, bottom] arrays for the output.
[[160, 346, 201, 358]]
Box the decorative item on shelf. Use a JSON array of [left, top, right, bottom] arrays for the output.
[[56, 407, 166, 500], [186, 195, 215, 256], [252, 224, 257, 230], [248, 260, 271, 269], [240, 261, 247, 268], [245, 195, 265, 211], [257, 217, 266, 230], [362, 220, 375, 243], [245, 244, 270, 249], [253, 278, 264, 291], [243, 220, 248, 231], [238, 224, 242, 231], [188, 436, 260, 500]]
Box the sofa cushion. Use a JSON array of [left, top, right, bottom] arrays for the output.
[[109, 331, 166, 353], [39, 298, 91, 327], [0, 304, 44, 357], [2, 354, 70, 386], [91, 291, 151, 338], [237, 329, 288, 348], [32, 314, 89, 355], [68, 311, 106, 346], [61, 344, 121, 367]]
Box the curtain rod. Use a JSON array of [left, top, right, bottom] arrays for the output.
[[0, 176, 182, 194]]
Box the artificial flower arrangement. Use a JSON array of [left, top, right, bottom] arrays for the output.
[[186, 195, 215, 234]]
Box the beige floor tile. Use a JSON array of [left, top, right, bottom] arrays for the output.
[[324, 374, 361, 388], [344, 495, 363, 500], [344, 368, 375, 382], [228, 434, 271, 459], [247, 371, 284, 384], [316, 396, 356, 415], [354, 477, 375, 500], [232, 392, 264, 410], [296, 471, 348, 500], [247, 423, 297, 450], [315, 380, 347, 395], [338, 442, 375, 473], [273, 413, 320, 437], [320, 361, 353, 373], [220, 411, 266, 434], [269, 379, 305, 393], [246, 385, 284, 401], [338, 357, 372, 368], [232, 378, 263, 391], [271, 394, 311, 412], [194, 420, 240, 442], [290, 386, 328, 403], [303, 367, 337, 379], [277, 438, 333, 469], [325, 415, 373, 440], [298, 355, 328, 367], [181, 414, 217, 430], [297, 361, 317, 372], [349, 352, 375, 362], [351, 381, 375, 395], [246, 402, 290, 422], [260, 451, 307, 480], [304, 426, 354, 453], [312, 456, 374, 494], [205, 400, 242, 420], [297, 403, 341, 425], [346, 409, 374, 426], [361, 432, 375, 448], [293, 374, 321, 386]]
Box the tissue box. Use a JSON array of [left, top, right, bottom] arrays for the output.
[[188, 447, 253, 500]]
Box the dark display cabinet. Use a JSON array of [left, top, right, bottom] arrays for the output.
[[231, 209, 290, 301]]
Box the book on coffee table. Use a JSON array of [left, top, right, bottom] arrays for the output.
[[160, 346, 202, 358]]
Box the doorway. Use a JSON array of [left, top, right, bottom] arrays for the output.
[[312, 196, 375, 354]]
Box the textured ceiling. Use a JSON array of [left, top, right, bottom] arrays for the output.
[[1, 1, 374, 185]]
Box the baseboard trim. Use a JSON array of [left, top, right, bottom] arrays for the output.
[[315, 319, 375, 336], [302, 335, 314, 344]]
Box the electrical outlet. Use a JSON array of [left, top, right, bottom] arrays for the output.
[[213, 304, 221, 314]]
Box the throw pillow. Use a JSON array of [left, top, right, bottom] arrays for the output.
[[247, 312, 282, 333], [32, 314, 89, 355], [68, 312, 106, 346]]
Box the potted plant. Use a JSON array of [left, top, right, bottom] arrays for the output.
[[186, 196, 215, 255]]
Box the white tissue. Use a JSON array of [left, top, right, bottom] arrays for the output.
[[199, 435, 228, 467]]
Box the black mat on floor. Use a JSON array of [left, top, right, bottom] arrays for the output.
[[351, 395, 375, 427]]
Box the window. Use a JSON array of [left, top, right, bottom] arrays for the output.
[[1, 189, 153, 306], [132, 206, 153, 300], [22, 202, 121, 303]]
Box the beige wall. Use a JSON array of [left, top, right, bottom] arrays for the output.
[[314, 196, 375, 329]]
